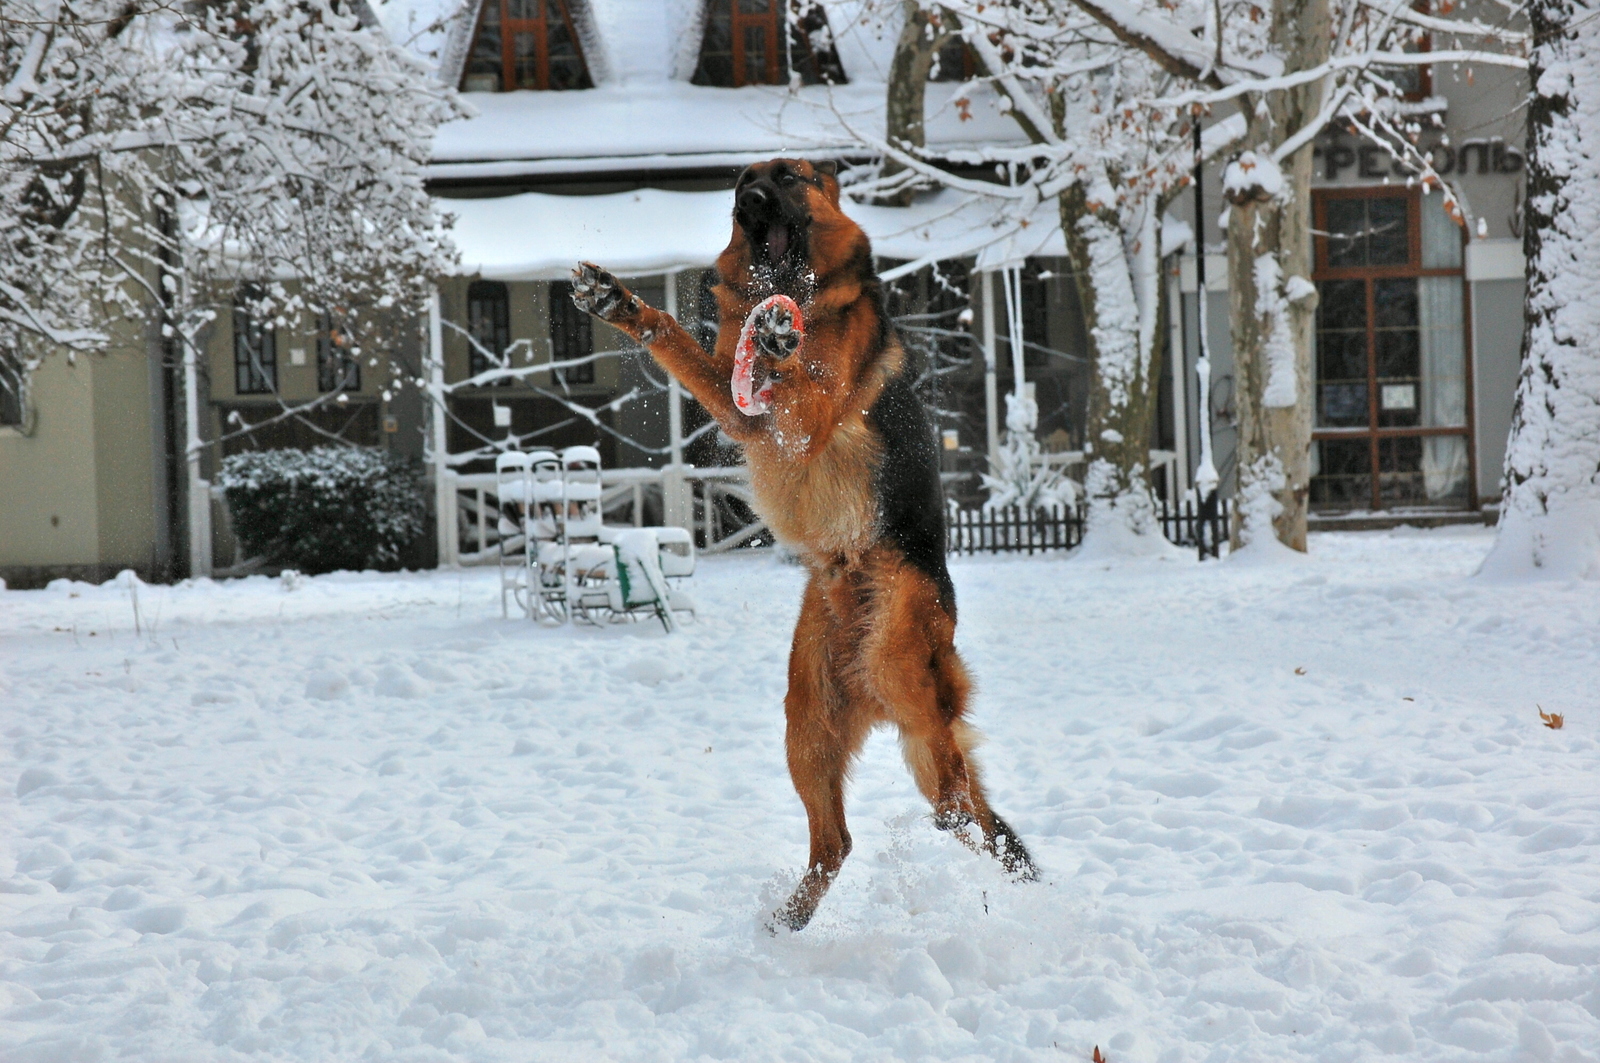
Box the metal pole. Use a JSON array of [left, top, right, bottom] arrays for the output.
[[662, 272, 691, 531], [1192, 118, 1220, 556], [981, 270, 999, 467], [665, 272, 684, 467]]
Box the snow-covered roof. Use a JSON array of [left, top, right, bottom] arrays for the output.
[[428, 80, 1022, 180], [374, 0, 1026, 180]]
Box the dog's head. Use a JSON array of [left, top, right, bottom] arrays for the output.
[[719, 158, 865, 299]]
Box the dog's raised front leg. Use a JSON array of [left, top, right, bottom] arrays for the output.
[[570, 263, 749, 431]]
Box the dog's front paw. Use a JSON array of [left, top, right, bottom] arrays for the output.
[[751, 299, 802, 361], [570, 262, 637, 322]]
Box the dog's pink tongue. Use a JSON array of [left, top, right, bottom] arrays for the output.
[[767, 227, 789, 263]]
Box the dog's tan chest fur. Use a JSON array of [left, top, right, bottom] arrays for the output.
[[747, 414, 881, 560]]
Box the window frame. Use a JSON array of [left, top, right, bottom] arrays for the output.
[[1311, 185, 1475, 512], [461, 0, 593, 93], [232, 289, 277, 396], [548, 280, 595, 386], [692, 0, 845, 88], [466, 280, 512, 383]]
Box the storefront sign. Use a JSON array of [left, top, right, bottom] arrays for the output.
[[1314, 135, 1524, 181]]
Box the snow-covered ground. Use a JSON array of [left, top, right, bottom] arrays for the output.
[[2, 527, 1597, 1062]]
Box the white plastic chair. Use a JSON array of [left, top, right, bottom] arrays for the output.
[[495, 451, 534, 619]]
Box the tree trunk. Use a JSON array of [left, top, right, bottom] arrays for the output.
[[1060, 187, 1168, 549], [1480, 0, 1600, 579], [880, 1, 941, 206], [1224, 0, 1329, 552]]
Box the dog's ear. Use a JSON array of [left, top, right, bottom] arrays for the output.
[[811, 159, 842, 206]]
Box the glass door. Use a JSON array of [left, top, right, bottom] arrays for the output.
[[1311, 187, 1474, 512]]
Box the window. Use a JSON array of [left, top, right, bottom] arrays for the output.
[[233, 287, 277, 395], [931, 34, 977, 82], [461, 0, 593, 92], [467, 281, 511, 382], [548, 280, 594, 385], [1310, 188, 1470, 511], [1375, 2, 1432, 101], [0, 383, 23, 427], [316, 314, 360, 393], [692, 0, 846, 87]]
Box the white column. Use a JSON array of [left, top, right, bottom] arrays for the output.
[[183, 340, 212, 579], [428, 287, 456, 568], [180, 262, 212, 579], [1166, 267, 1191, 502], [661, 271, 692, 531], [1003, 266, 1026, 395], [980, 270, 999, 468]]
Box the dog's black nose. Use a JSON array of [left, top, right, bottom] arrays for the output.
[[737, 183, 772, 216]]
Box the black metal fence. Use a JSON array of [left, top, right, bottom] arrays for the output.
[[947, 497, 1230, 558]]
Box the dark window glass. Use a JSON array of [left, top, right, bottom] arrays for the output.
[[462, 0, 503, 91], [1368, 197, 1410, 265], [462, 0, 593, 92], [1373, 278, 1420, 427], [1378, 436, 1425, 505], [743, 23, 768, 83], [1312, 188, 1469, 512], [1316, 279, 1367, 428], [1310, 438, 1372, 509], [1324, 195, 1411, 269], [548, 280, 594, 385], [545, 0, 588, 89], [467, 280, 511, 383], [932, 34, 975, 81], [693, 0, 845, 87], [0, 383, 22, 427], [316, 314, 360, 393], [233, 287, 276, 395], [1324, 199, 1368, 268]]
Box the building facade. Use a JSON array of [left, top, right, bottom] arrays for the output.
[[0, 0, 1530, 586]]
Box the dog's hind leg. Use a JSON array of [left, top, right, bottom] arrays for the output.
[[861, 554, 1038, 881], [775, 574, 870, 931]]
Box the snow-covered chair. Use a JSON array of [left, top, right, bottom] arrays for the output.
[[561, 446, 612, 588], [608, 528, 690, 632], [496, 445, 697, 629], [496, 451, 534, 619]]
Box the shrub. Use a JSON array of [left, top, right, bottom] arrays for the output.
[[218, 447, 425, 574]]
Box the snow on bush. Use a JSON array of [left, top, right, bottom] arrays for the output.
[[218, 447, 425, 574], [980, 391, 1076, 513]]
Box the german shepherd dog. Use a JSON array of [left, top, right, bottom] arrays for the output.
[[571, 158, 1036, 930]]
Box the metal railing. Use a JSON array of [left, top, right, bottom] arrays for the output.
[[947, 496, 1230, 558], [439, 466, 769, 566], [439, 458, 1221, 567]]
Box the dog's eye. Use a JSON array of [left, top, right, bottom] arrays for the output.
[[777, 170, 797, 188]]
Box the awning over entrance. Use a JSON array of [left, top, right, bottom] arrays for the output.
[[443, 187, 1079, 282]]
